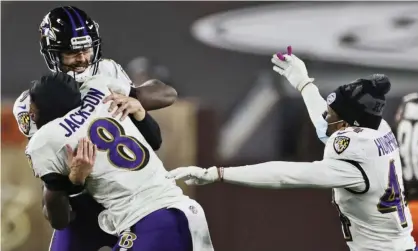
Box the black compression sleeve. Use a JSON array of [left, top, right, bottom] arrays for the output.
[[129, 113, 162, 150], [41, 173, 85, 195]]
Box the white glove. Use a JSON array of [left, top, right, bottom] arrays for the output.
[[271, 46, 314, 92], [167, 166, 220, 185]]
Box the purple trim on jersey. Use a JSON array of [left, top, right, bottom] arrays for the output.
[[62, 7, 77, 37], [70, 7, 88, 36]]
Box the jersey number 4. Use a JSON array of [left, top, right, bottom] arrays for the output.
[[377, 160, 408, 228], [88, 117, 150, 170], [336, 160, 407, 242]]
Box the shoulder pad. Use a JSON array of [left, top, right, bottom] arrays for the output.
[[26, 123, 64, 154], [99, 58, 131, 85], [324, 127, 370, 162], [25, 124, 68, 178]]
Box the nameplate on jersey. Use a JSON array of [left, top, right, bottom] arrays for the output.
[[333, 136, 350, 154], [374, 131, 398, 156], [59, 87, 105, 137], [17, 111, 31, 135]]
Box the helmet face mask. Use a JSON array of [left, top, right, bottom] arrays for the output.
[[39, 6, 102, 74]]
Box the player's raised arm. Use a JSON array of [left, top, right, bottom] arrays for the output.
[[112, 60, 177, 110], [131, 79, 178, 111], [168, 158, 365, 190], [271, 47, 328, 143]]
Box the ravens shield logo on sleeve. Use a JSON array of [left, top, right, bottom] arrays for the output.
[[333, 136, 351, 154], [17, 111, 31, 135]]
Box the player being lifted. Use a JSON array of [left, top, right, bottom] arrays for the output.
[[13, 6, 177, 251], [168, 48, 416, 251], [396, 93, 418, 240], [25, 72, 214, 251]]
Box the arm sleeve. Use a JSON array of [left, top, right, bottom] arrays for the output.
[[300, 84, 330, 144], [103, 75, 131, 96], [300, 84, 328, 127], [13, 90, 37, 137], [222, 159, 365, 189], [41, 173, 85, 194], [113, 61, 133, 86], [25, 136, 66, 178], [129, 113, 162, 150], [82, 75, 131, 96], [28, 150, 62, 178], [128, 86, 163, 150]]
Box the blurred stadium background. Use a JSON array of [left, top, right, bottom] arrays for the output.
[[2, 2, 418, 251]]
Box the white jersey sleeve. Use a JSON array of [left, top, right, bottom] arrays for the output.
[[25, 128, 67, 178], [13, 90, 38, 138], [300, 83, 328, 132], [323, 128, 367, 163], [98, 59, 133, 86], [80, 74, 131, 96], [222, 157, 364, 189], [221, 127, 369, 190]]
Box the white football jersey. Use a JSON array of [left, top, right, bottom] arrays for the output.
[[13, 59, 132, 138], [326, 122, 415, 251], [25, 75, 187, 235]]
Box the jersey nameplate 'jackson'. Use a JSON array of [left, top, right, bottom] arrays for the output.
[[13, 59, 131, 138]]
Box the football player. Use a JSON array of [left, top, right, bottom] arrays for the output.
[[395, 93, 418, 241], [25, 72, 214, 251], [168, 50, 416, 250], [13, 6, 177, 251]]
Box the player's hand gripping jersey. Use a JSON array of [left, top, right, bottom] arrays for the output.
[[25, 75, 186, 235], [13, 59, 131, 138]]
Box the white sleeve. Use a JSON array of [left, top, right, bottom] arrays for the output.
[[82, 75, 131, 96], [222, 159, 365, 189], [13, 90, 37, 137], [26, 144, 64, 178], [112, 60, 133, 86], [25, 129, 68, 178], [106, 77, 131, 96], [300, 83, 328, 126]]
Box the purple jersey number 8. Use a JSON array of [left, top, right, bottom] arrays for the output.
[[88, 117, 150, 170], [377, 160, 408, 228]]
